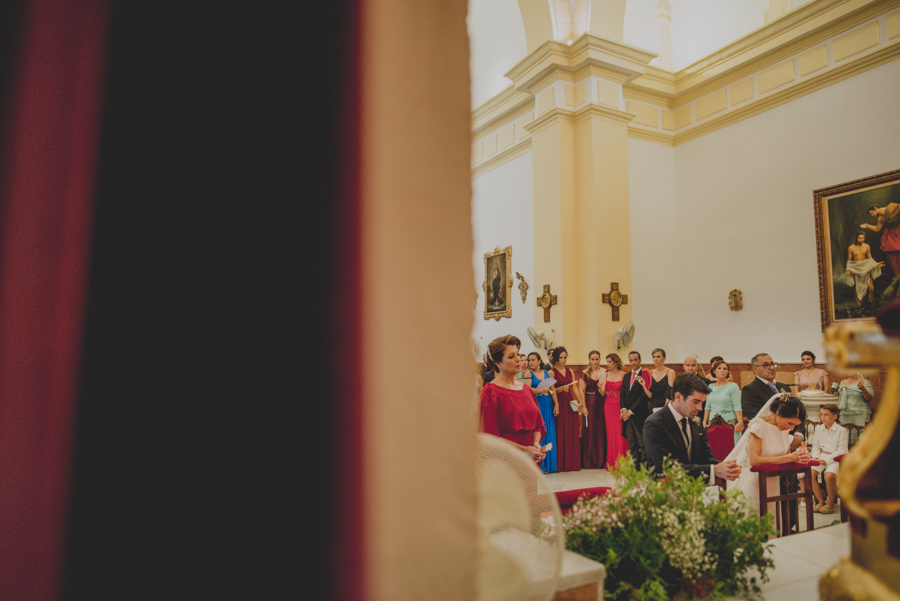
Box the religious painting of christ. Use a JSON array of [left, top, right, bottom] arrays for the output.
[[814, 169, 900, 330], [483, 246, 512, 321]]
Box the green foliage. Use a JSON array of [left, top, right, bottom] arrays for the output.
[[562, 456, 776, 600]]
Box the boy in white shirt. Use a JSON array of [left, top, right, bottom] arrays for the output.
[[810, 404, 849, 514]]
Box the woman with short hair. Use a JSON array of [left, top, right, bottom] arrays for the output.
[[703, 360, 744, 443], [649, 348, 675, 411], [479, 335, 547, 464]]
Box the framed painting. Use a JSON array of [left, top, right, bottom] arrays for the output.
[[814, 168, 900, 330], [483, 246, 512, 321]]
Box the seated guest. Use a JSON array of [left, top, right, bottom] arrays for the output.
[[621, 351, 651, 464], [642, 373, 741, 483], [837, 371, 876, 426], [479, 335, 547, 465], [725, 395, 809, 516], [741, 353, 792, 419], [793, 350, 830, 392], [703, 360, 744, 443], [809, 404, 848, 514]]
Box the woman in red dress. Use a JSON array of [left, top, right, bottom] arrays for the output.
[[601, 353, 629, 470], [479, 335, 547, 464], [580, 350, 607, 469], [549, 346, 584, 472]]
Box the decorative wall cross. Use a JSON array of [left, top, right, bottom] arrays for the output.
[[536, 285, 557, 322], [602, 282, 628, 321]]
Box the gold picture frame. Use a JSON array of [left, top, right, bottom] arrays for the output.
[[483, 246, 513, 321], [814, 168, 900, 331]]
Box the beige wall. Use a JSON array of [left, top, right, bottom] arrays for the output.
[[361, 0, 478, 598]]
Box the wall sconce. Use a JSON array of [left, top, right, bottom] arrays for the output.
[[729, 289, 743, 311]]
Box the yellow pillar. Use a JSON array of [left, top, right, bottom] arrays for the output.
[[511, 34, 655, 360]]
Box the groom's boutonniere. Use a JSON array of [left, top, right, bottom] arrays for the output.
[[691, 416, 702, 426]]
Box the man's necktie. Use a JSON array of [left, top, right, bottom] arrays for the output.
[[768, 381, 778, 394], [680, 418, 691, 457]]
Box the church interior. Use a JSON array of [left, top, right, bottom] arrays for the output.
[[0, 0, 898, 600], [321, 0, 900, 599]]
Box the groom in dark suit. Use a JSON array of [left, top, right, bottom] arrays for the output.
[[642, 373, 741, 482], [741, 353, 792, 419]]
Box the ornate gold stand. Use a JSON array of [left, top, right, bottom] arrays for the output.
[[820, 320, 900, 601]]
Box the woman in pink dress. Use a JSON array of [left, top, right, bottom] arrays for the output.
[[549, 346, 584, 472], [479, 335, 547, 464], [601, 353, 629, 469]]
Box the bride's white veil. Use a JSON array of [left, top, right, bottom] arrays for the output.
[[723, 392, 783, 465]]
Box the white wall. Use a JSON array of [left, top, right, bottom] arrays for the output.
[[623, 0, 661, 65], [468, 0, 528, 109], [669, 0, 767, 71], [627, 138, 680, 360], [471, 152, 536, 359], [628, 60, 900, 364]]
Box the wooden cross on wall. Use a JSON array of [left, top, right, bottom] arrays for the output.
[[602, 282, 628, 321], [536, 285, 557, 322]]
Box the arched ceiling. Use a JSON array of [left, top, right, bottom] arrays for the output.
[[469, 0, 816, 109]]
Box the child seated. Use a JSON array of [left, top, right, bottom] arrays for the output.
[[810, 404, 849, 514]]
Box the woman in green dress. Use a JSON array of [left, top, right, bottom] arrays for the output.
[[703, 360, 744, 444], [837, 372, 875, 426]]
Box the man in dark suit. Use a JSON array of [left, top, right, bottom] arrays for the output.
[[642, 373, 741, 482], [741, 353, 792, 419], [620, 351, 652, 463]]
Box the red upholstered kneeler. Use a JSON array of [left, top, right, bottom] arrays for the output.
[[554, 487, 611, 515]]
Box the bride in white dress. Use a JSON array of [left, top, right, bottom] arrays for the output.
[[725, 394, 809, 515]]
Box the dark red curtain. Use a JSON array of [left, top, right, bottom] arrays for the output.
[[56, 2, 361, 600], [0, 1, 362, 598], [0, 1, 110, 599]]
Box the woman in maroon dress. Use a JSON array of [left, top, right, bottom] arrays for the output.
[[601, 353, 629, 470], [581, 350, 607, 469], [549, 346, 584, 472], [479, 335, 547, 464]]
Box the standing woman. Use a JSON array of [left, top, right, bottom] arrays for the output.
[[549, 347, 583, 472], [703, 360, 744, 443], [649, 348, 676, 411], [527, 352, 559, 473], [793, 351, 830, 392], [837, 371, 876, 426], [601, 354, 630, 469], [479, 335, 547, 464], [580, 350, 607, 469]]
